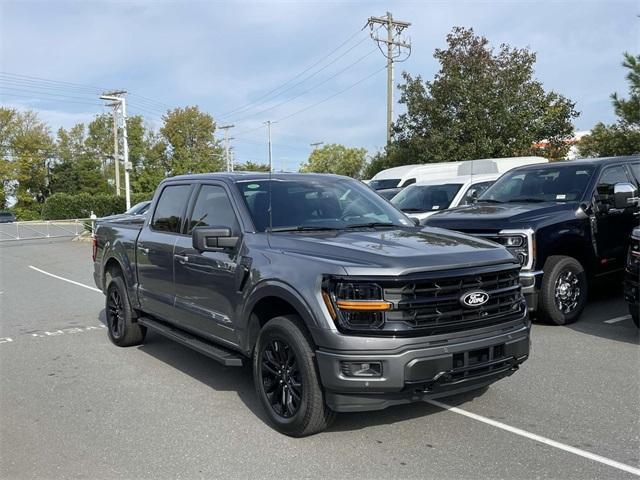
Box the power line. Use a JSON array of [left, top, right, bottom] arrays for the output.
[[229, 49, 377, 123], [218, 25, 370, 119], [0, 92, 105, 108]]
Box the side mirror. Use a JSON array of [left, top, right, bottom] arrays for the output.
[[468, 189, 479, 203], [613, 182, 639, 209], [409, 216, 421, 226], [192, 226, 239, 251]]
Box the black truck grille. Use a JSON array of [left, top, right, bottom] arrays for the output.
[[383, 265, 524, 336]]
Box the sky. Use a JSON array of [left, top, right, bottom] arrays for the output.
[[0, 0, 637, 171]]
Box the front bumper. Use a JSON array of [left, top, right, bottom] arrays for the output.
[[519, 270, 543, 312], [315, 322, 530, 412]]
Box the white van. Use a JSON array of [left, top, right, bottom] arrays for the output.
[[391, 173, 500, 223], [368, 164, 422, 190]]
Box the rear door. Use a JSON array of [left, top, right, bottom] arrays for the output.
[[593, 163, 638, 272], [137, 183, 193, 320], [172, 183, 243, 345]]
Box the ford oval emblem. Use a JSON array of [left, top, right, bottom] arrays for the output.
[[460, 290, 489, 308]]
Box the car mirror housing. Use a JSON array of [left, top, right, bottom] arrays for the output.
[[613, 182, 639, 210], [192, 226, 239, 251]]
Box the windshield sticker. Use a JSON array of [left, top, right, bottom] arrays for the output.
[[432, 206, 440, 210], [556, 194, 566, 200], [247, 183, 260, 190]]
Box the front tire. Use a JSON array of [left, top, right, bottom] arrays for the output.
[[253, 315, 334, 437], [105, 273, 146, 347], [539, 256, 588, 325]]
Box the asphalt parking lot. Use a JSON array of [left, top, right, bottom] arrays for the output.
[[0, 238, 638, 479]]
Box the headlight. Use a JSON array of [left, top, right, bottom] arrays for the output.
[[322, 280, 390, 331], [495, 231, 533, 269]]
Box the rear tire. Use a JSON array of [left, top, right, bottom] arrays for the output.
[[105, 272, 146, 347], [253, 315, 334, 437], [538, 256, 588, 325]]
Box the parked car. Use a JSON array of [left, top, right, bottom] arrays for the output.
[[0, 211, 16, 223], [624, 227, 640, 327], [425, 156, 640, 325], [98, 201, 151, 223], [93, 173, 530, 436], [391, 174, 499, 222]]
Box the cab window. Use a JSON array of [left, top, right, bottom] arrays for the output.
[[188, 185, 239, 234], [596, 165, 631, 195], [151, 185, 192, 233], [460, 181, 494, 206]]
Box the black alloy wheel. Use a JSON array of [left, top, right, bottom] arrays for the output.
[[260, 338, 302, 418]]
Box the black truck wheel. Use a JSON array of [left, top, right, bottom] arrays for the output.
[[253, 315, 335, 437], [105, 273, 146, 347], [539, 256, 588, 325]]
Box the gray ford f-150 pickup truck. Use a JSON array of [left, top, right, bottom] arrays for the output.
[[93, 173, 530, 436]]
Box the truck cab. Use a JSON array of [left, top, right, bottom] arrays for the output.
[[425, 156, 640, 325]]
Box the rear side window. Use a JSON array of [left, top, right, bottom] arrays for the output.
[[151, 185, 192, 233], [187, 185, 239, 234]]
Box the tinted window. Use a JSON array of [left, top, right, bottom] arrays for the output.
[[188, 185, 239, 234], [236, 178, 411, 232], [596, 165, 631, 195], [151, 185, 192, 233], [459, 181, 495, 206], [369, 179, 400, 190], [391, 184, 462, 212], [630, 163, 640, 182], [480, 165, 595, 203]]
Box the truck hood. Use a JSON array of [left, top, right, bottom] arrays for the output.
[[267, 227, 517, 276], [424, 201, 582, 232]]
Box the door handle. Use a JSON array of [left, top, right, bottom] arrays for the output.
[[174, 254, 189, 264], [139, 246, 149, 255]]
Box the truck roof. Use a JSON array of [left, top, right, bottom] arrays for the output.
[[511, 155, 639, 171], [164, 171, 350, 183]]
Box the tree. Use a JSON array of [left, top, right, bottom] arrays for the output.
[[0, 108, 54, 214], [159, 106, 224, 175], [235, 161, 270, 172], [378, 27, 578, 174], [299, 144, 367, 178], [579, 52, 640, 157]]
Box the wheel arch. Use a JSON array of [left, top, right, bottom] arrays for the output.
[[242, 281, 322, 355]]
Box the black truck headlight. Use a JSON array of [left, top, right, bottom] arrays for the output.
[[322, 280, 390, 331], [495, 231, 533, 269]]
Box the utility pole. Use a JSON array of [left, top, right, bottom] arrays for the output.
[[310, 141, 324, 150], [264, 120, 274, 173], [100, 90, 131, 209], [106, 101, 120, 196], [219, 124, 235, 172], [367, 12, 411, 145]]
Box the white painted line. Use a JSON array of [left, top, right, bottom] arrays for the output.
[[28, 265, 101, 293], [427, 399, 640, 477], [604, 315, 632, 324]]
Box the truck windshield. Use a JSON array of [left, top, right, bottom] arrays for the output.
[[236, 177, 412, 232], [479, 165, 595, 203], [391, 183, 462, 213], [368, 179, 400, 190]]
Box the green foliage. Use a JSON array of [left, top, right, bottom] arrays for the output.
[[235, 161, 270, 172], [160, 106, 224, 174], [42, 192, 153, 220], [579, 52, 640, 157], [385, 27, 578, 172], [299, 143, 367, 178]]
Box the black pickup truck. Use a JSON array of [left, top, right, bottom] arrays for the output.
[[624, 227, 640, 327], [426, 156, 640, 325], [93, 173, 530, 436]]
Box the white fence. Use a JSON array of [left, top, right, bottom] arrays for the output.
[[0, 219, 95, 242]]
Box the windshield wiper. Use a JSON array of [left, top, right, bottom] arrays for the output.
[[344, 222, 397, 229], [269, 225, 338, 233], [477, 199, 503, 203], [506, 197, 546, 203], [401, 208, 427, 212]]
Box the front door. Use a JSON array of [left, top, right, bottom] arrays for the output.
[[173, 183, 242, 346], [593, 164, 638, 272], [137, 183, 192, 321]]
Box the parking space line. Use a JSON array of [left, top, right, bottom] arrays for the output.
[[604, 315, 632, 324], [28, 265, 102, 293], [427, 399, 640, 476]]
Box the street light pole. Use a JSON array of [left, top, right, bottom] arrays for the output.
[[265, 120, 274, 173], [120, 96, 131, 210]]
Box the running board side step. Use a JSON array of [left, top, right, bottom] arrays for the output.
[[137, 316, 243, 367]]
